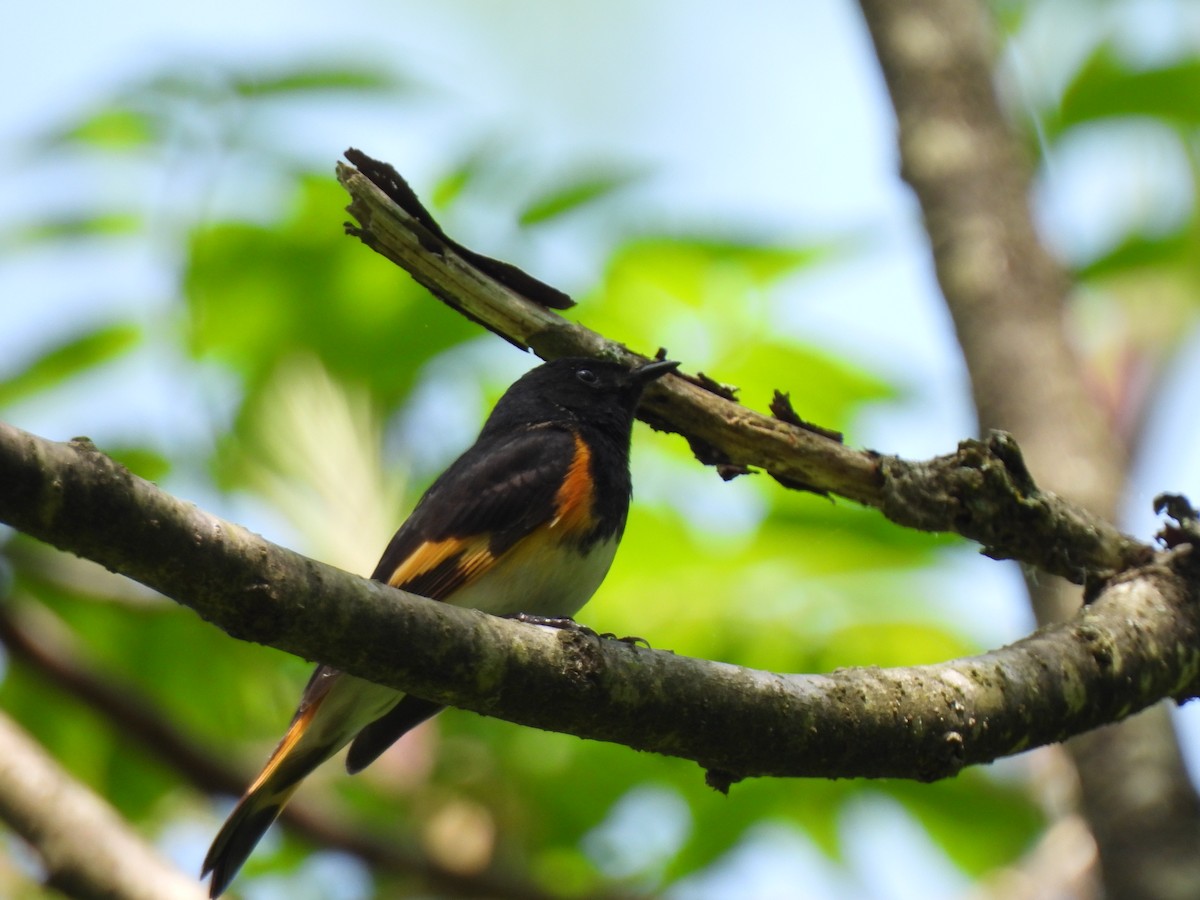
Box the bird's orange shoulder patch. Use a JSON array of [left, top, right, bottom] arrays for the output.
[[551, 431, 596, 534]]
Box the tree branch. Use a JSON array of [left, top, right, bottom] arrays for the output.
[[334, 152, 1149, 586], [2, 421, 1198, 785], [0, 710, 204, 900]]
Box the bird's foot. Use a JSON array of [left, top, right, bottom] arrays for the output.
[[505, 613, 598, 637], [505, 613, 650, 648]]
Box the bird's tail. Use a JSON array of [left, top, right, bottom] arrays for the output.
[[202, 669, 403, 897], [201, 702, 327, 898]]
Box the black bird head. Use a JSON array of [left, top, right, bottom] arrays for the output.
[[480, 357, 679, 438]]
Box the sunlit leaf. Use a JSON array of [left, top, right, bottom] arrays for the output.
[[40, 106, 157, 149], [1074, 228, 1198, 282], [232, 355, 406, 574], [517, 166, 647, 226], [104, 447, 172, 482], [600, 236, 825, 308], [231, 64, 407, 97], [584, 235, 836, 386], [185, 176, 476, 410], [431, 161, 477, 210], [0, 323, 140, 408], [887, 778, 1042, 875], [9, 212, 142, 245], [1058, 47, 1200, 132], [714, 340, 894, 433], [813, 621, 976, 670]]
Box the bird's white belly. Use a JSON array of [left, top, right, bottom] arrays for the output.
[[447, 533, 620, 619]]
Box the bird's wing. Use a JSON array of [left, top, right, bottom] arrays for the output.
[[371, 425, 581, 598]]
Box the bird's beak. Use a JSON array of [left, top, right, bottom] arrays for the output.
[[629, 358, 680, 385]]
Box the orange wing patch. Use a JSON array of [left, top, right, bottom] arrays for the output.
[[551, 432, 596, 534], [386, 535, 497, 601]]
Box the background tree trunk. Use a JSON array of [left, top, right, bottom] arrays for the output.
[[856, 1, 1200, 897]]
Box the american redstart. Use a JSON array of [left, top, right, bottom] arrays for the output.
[[202, 355, 678, 897]]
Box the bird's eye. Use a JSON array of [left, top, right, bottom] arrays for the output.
[[575, 368, 598, 385]]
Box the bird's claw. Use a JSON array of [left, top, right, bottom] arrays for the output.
[[505, 613, 599, 638], [505, 614, 650, 647]]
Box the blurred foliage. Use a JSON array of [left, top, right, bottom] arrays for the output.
[[8, 2, 1200, 896], [517, 165, 648, 226], [0, 324, 141, 409], [1055, 48, 1200, 134], [1007, 12, 1200, 414], [185, 177, 474, 406], [34, 60, 411, 156]]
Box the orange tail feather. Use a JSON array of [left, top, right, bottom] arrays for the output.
[[202, 704, 323, 898]]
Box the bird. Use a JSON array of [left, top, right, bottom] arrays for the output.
[[202, 355, 678, 897]]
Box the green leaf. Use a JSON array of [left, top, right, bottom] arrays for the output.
[[431, 143, 501, 209], [231, 64, 407, 97], [7, 212, 142, 246], [813, 621, 976, 670], [0, 323, 141, 408], [601, 237, 827, 307], [431, 161, 477, 210], [104, 447, 172, 482], [716, 340, 894, 434], [1074, 228, 1196, 281], [583, 232, 890, 434], [184, 176, 476, 410], [1058, 47, 1200, 132], [584, 235, 834, 378], [517, 166, 647, 226], [41, 106, 157, 150], [886, 777, 1043, 875]]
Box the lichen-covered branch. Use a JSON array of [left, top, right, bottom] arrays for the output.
[[2, 421, 1198, 784]]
